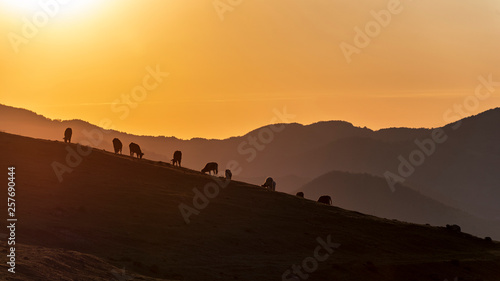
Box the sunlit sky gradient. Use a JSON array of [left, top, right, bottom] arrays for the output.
[[1, 0, 500, 139]]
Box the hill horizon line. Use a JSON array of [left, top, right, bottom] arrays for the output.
[[1, 129, 499, 280], [2, 103, 499, 141]]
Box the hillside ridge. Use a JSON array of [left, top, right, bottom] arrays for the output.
[[1, 131, 499, 280]]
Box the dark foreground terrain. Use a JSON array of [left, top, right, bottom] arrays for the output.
[[0, 132, 499, 280]]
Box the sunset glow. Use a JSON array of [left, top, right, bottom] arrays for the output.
[[2, 2, 500, 279], [1, 0, 499, 139]]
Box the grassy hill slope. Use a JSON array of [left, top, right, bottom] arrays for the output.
[[0, 132, 499, 280], [297, 171, 500, 240]]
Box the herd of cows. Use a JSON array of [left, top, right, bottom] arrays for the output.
[[62, 128, 334, 205]]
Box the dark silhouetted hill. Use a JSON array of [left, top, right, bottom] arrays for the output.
[[0, 131, 499, 280], [297, 170, 500, 240], [1, 104, 499, 222]]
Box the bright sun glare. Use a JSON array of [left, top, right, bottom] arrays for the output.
[[1, 0, 39, 12], [0, 0, 102, 16]]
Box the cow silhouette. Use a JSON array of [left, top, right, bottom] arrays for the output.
[[63, 128, 72, 143], [225, 169, 232, 180], [201, 162, 218, 175], [261, 177, 276, 191], [129, 142, 144, 159], [172, 151, 182, 167], [112, 138, 122, 154], [317, 195, 332, 205]]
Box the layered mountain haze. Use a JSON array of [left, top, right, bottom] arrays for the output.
[[2, 0, 500, 279], [1, 104, 498, 222], [296, 171, 500, 240], [0, 131, 499, 280]]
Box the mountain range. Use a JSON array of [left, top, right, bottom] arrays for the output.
[[0, 131, 498, 280], [1, 104, 499, 239]]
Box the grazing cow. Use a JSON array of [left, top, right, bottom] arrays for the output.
[[112, 138, 122, 154], [317, 195, 332, 205], [446, 224, 461, 233], [201, 162, 218, 175], [63, 128, 72, 143], [172, 151, 182, 167], [296, 192, 304, 198], [129, 142, 144, 159], [261, 177, 276, 191], [225, 169, 232, 180]]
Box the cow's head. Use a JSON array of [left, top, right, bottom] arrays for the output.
[[139, 153, 144, 159]]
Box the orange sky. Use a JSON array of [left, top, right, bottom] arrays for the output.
[[1, 0, 499, 139]]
